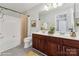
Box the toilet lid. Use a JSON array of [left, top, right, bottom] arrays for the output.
[[24, 37, 32, 42]]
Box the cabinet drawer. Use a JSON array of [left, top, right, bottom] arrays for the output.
[[32, 34, 42, 39], [63, 39, 79, 48], [32, 34, 49, 40], [49, 36, 61, 44]]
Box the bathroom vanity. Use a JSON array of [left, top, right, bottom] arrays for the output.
[[32, 33, 79, 56]]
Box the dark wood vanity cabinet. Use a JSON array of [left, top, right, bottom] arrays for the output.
[[47, 41, 59, 55], [32, 34, 48, 54], [47, 37, 62, 56], [62, 46, 78, 56], [32, 34, 62, 56], [32, 34, 79, 56], [62, 39, 79, 56]]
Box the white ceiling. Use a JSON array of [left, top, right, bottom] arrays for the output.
[[0, 3, 40, 13]]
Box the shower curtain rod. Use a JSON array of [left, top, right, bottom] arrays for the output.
[[0, 5, 25, 15]]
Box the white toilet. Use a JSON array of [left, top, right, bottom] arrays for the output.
[[24, 37, 32, 48]]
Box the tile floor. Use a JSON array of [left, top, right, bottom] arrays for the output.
[[0, 45, 44, 56]]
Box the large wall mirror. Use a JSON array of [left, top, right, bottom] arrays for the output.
[[56, 14, 68, 34], [39, 3, 79, 34]]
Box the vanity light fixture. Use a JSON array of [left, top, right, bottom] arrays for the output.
[[57, 3, 63, 6], [53, 3, 58, 8], [44, 3, 53, 11], [44, 5, 49, 11], [44, 3, 63, 11]]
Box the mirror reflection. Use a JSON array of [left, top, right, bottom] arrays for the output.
[[39, 3, 78, 36]]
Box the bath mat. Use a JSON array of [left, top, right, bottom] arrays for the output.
[[25, 50, 40, 56]]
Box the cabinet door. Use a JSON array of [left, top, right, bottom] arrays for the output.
[[38, 36, 48, 55], [47, 37, 62, 56], [32, 34, 49, 55], [62, 46, 79, 56], [47, 41, 58, 56], [32, 34, 37, 48], [39, 39, 44, 52]]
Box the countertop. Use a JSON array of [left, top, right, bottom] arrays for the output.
[[33, 31, 79, 40]]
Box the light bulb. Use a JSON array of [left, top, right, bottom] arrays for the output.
[[53, 3, 58, 8], [44, 5, 49, 11], [58, 3, 63, 6]]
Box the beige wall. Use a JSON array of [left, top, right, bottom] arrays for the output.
[[20, 15, 28, 44]]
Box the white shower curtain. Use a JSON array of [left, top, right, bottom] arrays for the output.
[[0, 15, 20, 52]]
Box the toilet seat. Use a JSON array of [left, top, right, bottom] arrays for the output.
[[24, 37, 31, 42]]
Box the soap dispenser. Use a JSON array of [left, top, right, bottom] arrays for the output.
[[70, 29, 76, 37]]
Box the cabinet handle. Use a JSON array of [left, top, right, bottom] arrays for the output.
[[58, 45, 60, 50], [63, 46, 66, 55]]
